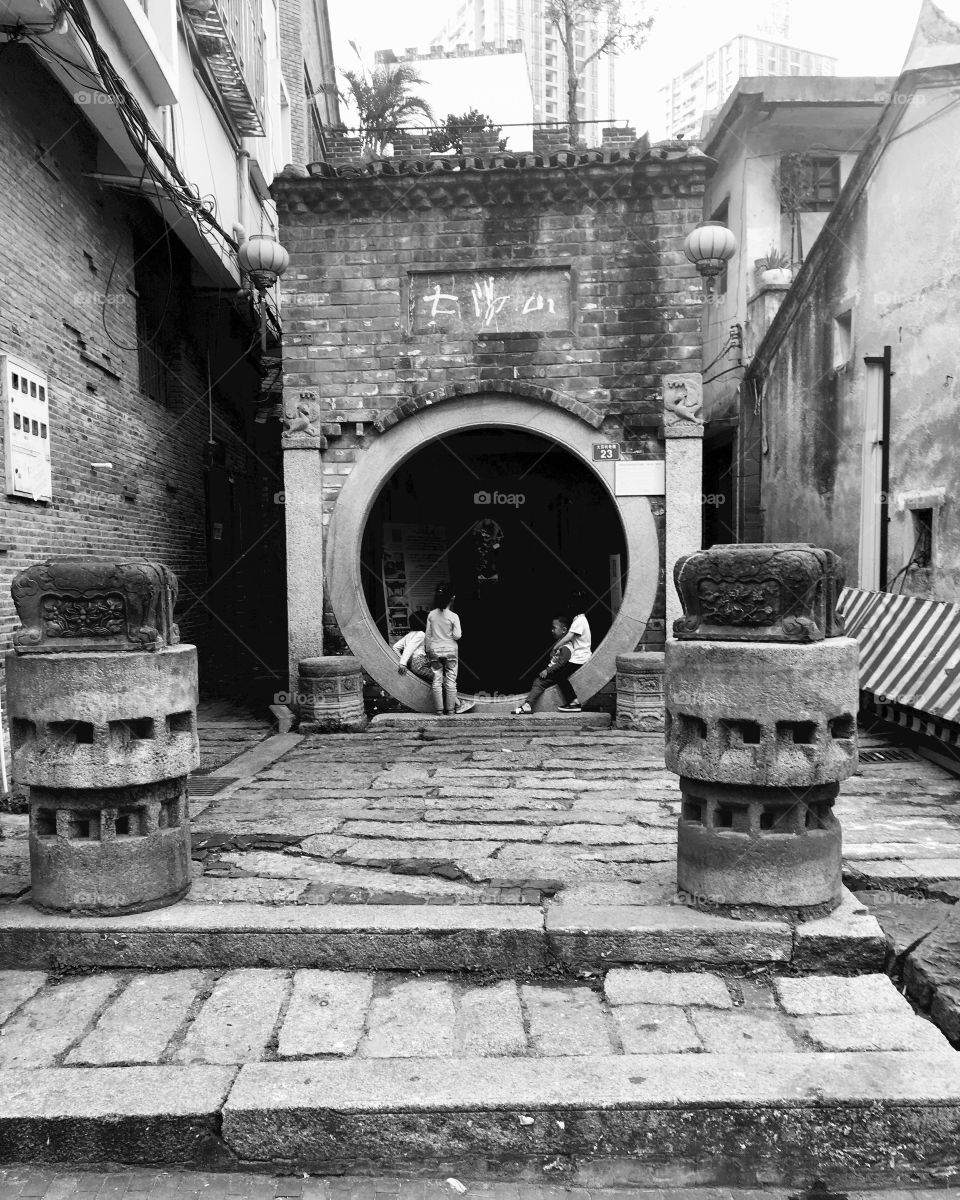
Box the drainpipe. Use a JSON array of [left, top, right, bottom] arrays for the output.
[[236, 148, 250, 238], [865, 346, 893, 589]]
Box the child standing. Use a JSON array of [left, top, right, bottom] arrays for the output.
[[512, 615, 572, 714], [424, 583, 473, 716]]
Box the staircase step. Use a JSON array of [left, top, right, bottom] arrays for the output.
[[368, 712, 613, 732], [0, 965, 954, 1183], [0, 890, 884, 972], [2, 1051, 958, 1183], [220, 1051, 960, 1182]]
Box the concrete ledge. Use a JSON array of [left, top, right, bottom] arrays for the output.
[[545, 903, 793, 967], [0, 1065, 235, 1164], [0, 903, 549, 973], [222, 1053, 960, 1185]]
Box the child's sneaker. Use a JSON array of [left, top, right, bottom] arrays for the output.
[[557, 701, 582, 712], [455, 699, 476, 715]]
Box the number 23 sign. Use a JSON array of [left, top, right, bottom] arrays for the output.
[[592, 443, 620, 461]]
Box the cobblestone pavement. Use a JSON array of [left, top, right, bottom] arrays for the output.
[[3, 726, 959, 906], [191, 729, 960, 902], [0, 968, 947, 1066], [2, 1169, 959, 1199]]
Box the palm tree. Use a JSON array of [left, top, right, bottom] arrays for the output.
[[338, 44, 433, 159]]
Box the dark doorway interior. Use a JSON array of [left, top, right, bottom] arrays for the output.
[[702, 436, 735, 547], [360, 429, 628, 696]]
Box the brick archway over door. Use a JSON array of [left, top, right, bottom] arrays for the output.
[[326, 393, 659, 714]]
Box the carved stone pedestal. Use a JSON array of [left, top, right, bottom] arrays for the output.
[[665, 543, 857, 920], [298, 656, 366, 732], [615, 653, 665, 731], [6, 559, 198, 916]]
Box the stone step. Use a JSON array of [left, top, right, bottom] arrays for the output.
[[368, 712, 613, 732], [0, 890, 884, 973], [0, 966, 955, 1184]]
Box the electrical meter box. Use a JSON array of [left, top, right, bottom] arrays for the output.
[[3, 354, 52, 502]]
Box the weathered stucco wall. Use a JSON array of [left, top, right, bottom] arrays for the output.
[[757, 84, 960, 599]]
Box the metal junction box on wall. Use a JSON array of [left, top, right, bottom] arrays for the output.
[[3, 354, 52, 502]]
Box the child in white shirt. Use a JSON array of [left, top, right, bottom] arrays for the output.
[[552, 594, 592, 711], [392, 628, 431, 681]]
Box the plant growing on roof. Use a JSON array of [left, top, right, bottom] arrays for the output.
[[337, 43, 434, 159], [428, 109, 507, 155]]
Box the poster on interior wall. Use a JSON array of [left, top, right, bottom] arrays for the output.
[[382, 523, 448, 643]]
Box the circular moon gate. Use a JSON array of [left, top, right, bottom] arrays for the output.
[[326, 394, 660, 713]]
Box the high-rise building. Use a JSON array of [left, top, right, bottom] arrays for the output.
[[432, 0, 618, 130], [660, 35, 837, 140]]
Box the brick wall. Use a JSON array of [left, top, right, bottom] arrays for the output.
[[275, 146, 706, 653], [278, 0, 306, 163], [0, 46, 286, 732]]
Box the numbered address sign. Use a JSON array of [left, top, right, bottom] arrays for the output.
[[592, 443, 621, 462]]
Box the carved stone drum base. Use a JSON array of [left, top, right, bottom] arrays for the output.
[[29, 778, 191, 915], [298, 655, 366, 732], [615, 652, 665, 731], [676, 778, 842, 918]]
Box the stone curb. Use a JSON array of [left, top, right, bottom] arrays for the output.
[[207, 733, 303, 780], [0, 891, 885, 973], [221, 1052, 960, 1183], [4, 1052, 960, 1182], [0, 1065, 236, 1165], [0, 904, 548, 973]]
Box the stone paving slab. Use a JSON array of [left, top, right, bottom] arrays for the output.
[[0, 969, 943, 1070]]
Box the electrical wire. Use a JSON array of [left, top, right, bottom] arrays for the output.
[[701, 334, 734, 376], [702, 363, 744, 387], [60, 0, 238, 251]]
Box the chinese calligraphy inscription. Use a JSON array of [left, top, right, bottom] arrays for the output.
[[410, 269, 572, 335]]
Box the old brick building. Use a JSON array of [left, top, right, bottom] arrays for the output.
[[0, 0, 339, 757], [273, 131, 709, 711], [0, 45, 283, 719]]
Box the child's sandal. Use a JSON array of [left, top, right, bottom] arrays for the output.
[[512, 703, 532, 715]]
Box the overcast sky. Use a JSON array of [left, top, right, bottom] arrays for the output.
[[326, 0, 925, 134]]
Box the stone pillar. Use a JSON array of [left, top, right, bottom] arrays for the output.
[[615, 652, 665, 731], [282, 404, 326, 693], [662, 373, 704, 636], [298, 656, 365, 732], [665, 544, 857, 919], [5, 560, 199, 915]]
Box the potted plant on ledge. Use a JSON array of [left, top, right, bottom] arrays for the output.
[[756, 248, 793, 287]]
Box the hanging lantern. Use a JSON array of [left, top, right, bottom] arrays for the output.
[[238, 234, 289, 351], [683, 221, 737, 278]]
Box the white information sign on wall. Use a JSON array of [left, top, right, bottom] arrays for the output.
[[614, 460, 666, 497]]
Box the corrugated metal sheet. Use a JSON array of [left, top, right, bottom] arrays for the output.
[[840, 587, 960, 724]]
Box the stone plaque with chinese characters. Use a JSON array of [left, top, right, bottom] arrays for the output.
[[409, 269, 572, 335]]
